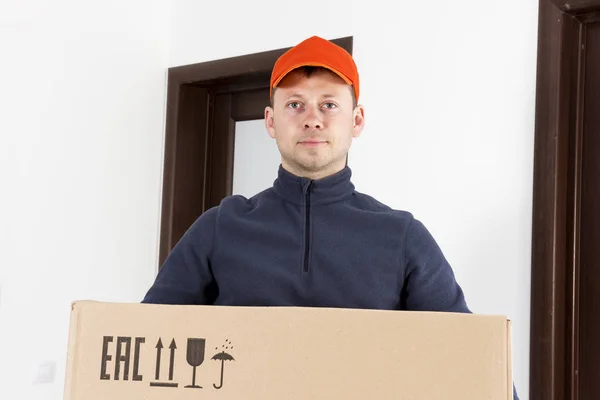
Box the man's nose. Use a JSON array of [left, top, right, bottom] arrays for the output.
[[303, 106, 323, 130]]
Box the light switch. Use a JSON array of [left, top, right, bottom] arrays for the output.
[[33, 361, 56, 384]]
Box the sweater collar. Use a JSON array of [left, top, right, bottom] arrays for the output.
[[273, 164, 355, 205]]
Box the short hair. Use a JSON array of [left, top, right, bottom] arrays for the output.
[[270, 66, 357, 108]]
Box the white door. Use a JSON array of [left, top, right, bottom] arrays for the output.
[[231, 119, 281, 198]]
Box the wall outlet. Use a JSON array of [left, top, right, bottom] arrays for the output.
[[33, 361, 56, 385]]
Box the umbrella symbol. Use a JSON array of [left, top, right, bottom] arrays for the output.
[[211, 339, 235, 390]]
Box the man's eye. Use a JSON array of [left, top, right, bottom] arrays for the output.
[[323, 102, 337, 109], [288, 102, 301, 109]]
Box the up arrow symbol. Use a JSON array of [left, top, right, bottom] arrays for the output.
[[168, 339, 177, 381], [154, 338, 163, 380]]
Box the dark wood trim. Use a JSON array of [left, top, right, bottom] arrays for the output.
[[530, 3, 570, 398], [172, 86, 211, 244], [158, 37, 353, 266], [550, 0, 600, 13], [578, 19, 600, 398], [565, 19, 586, 400], [530, 1, 578, 397], [579, 11, 600, 21], [158, 69, 183, 262], [231, 88, 270, 121], [205, 93, 235, 210], [530, 1, 600, 399]]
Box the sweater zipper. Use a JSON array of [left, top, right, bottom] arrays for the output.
[[303, 182, 312, 273]]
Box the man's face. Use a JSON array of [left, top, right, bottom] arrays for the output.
[[264, 68, 365, 180]]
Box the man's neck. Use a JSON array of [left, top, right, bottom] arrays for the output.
[[281, 162, 346, 181]]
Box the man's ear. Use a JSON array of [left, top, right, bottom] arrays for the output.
[[265, 106, 276, 139], [352, 105, 365, 138]]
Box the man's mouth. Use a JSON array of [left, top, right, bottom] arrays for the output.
[[299, 139, 327, 147]]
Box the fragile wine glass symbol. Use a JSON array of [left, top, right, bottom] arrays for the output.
[[184, 338, 205, 389]]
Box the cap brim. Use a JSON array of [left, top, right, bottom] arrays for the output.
[[272, 62, 353, 88]]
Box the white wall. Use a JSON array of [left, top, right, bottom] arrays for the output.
[[0, 1, 169, 398], [169, 1, 537, 397]]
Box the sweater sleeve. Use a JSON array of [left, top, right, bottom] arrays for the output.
[[401, 216, 471, 313], [141, 207, 219, 305]]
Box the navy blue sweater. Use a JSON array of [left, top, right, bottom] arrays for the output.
[[142, 165, 519, 399], [142, 165, 470, 311]]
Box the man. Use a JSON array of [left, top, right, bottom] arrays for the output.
[[142, 36, 518, 398], [142, 35, 469, 311]]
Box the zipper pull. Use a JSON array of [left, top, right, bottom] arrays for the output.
[[302, 180, 312, 194]]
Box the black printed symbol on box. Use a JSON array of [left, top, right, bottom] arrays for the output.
[[100, 336, 145, 382], [150, 338, 179, 388], [211, 339, 235, 390], [184, 338, 206, 389], [99, 335, 236, 390]]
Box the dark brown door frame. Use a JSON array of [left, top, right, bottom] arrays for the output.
[[530, 1, 600, 399], [158, 37, 353, 267]]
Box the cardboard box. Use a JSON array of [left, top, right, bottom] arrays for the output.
[[63, 301, 513, 399]]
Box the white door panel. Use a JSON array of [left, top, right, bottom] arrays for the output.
[[232, 120, 281, 198]]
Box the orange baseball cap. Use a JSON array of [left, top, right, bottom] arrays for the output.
[[270, 36, 360, 101]]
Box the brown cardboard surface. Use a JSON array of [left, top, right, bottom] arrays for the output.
[[63, 301, 512, 399]]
